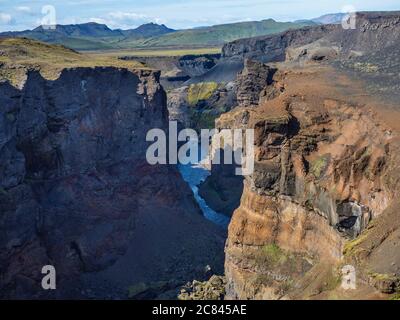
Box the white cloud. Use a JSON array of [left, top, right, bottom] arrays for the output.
[[90, 11, 164, 29], [89, 17, 108, 25], [15, 6, 31, 13], [0, 13, 12, 24], [109, 12, 148, 21]]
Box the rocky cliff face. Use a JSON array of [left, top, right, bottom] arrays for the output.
[[121, 54, 220, 89], [197, 59, 285, 217], [235, 60, 277, 108], [167, 81, 237, 131], [0, 67, 225, 299], [218, 63, 396, 299], [222, 12, 400, 63], [222, 25, 336, 62], [188, 12, 400, 300]]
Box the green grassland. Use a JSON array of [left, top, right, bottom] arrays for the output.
[[87, 47, 221, 59], [2, 19, 314, 51], [0, 38, 145, 86], [120, 19, 314, 48], [187, 82, 219, 105]]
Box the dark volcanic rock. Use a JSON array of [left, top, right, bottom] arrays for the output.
[[198, 158, 243, 217], [167, 82, 237, 130], [222, 12, 400, 64], [121, 54, 220, 89], [222, 25, 336, 62], [236, 59, 277, 107], [0, 67, 225, 299], [178, 54, 220, 78]]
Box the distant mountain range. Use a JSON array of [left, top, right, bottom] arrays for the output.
[[0, 14, 350, 51], [0, 19, 318, 51], [311, 13, 347, 24], [124, 19, 315, 48], [0, 22, 176, 50]]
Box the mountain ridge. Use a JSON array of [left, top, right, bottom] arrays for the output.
[[0, 19, 314, 50]]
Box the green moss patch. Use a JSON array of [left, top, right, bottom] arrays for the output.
[[343, 233, 368, 256], [258, 244, 287, 266], [187, 82, 218, 106], [310, 154, 330, 178], [389, 293, 400, 300]]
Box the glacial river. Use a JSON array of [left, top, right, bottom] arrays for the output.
[[178, 162, 230, 228]]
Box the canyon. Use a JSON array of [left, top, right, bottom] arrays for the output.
[[0, 40, 225, 299], [169, 11, 400, 300], [1, 11, 400, 300]]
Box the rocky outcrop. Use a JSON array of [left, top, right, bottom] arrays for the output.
[[122, 54, 220, 89], [197, 60, 284, 217], [195, 12, 400, 300], [167, 81, 237, 130], [222, 25, 336, 62], [198, 156, 243, 217], [235, 60, 277, 108], [178, 275, 226, 300], [178, 54, 221, 78], [0, 67, 225, 299]]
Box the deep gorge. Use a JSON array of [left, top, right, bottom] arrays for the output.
[[1, 11, 400, 300]]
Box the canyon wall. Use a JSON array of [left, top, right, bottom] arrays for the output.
[[200, 12, 400, 299], [222, 12, 400, 63], [0, 67, 225, 299], [216, 63, 394, 299]]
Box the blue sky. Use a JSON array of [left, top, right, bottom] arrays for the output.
[[0, 0, 399, 32]]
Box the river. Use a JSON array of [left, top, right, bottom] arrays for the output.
[[178, 162, 230, 228]]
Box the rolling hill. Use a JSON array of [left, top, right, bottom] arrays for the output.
[[0, 22, 176, 50], [0, 19, 314, 51], [122, 19, 315, 48]]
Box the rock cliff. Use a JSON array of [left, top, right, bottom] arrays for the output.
[[220, 64, 398, 299], [221, 12, 400, 63], [0, 61, 225, 299], [175, 12, 399, 300]]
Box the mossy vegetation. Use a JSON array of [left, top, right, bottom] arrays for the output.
[[89, 47, 221, 58], [389, 293, 400, 300], [343, 221, 375, 256], [258, 244, 288, 266], [250, 244, 314, 296], [0, 38, 145, 86], [187, 82, 218, 106], [253, 243, 306, 275], [310, 154, 330, 178], [343, 233, 368, 256], [368, 272, 398, 282]]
